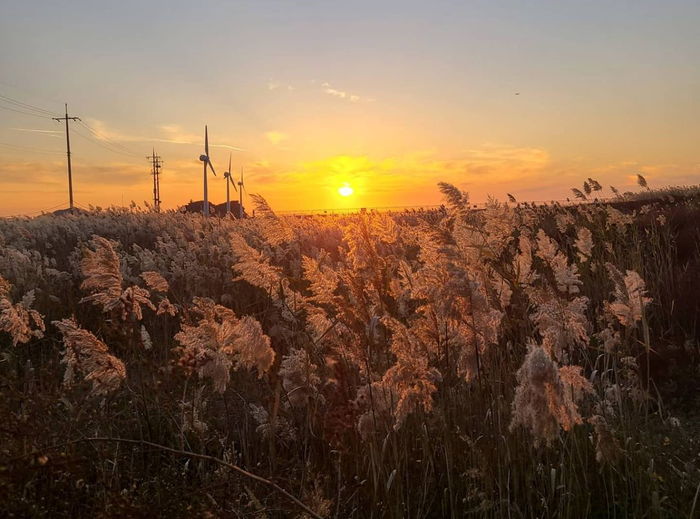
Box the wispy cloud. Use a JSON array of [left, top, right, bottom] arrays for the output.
[[0, 160, 65, 185], [267, 80, 294, 91], [154, 125, 244, 150], [79, 122, 245, 151], [265, 131, 288, 145], [456, 145, 551, 180], [252, 147, 551, 188], [321, 82, 372, 103], [10, 127, 62, 136], [0, 159, 147, 187], [153, 124, 198, 145], [266, 79, 372, 103], [210, 143, 245, 151], [591, 160, 699, 190], [84, 118, 140, 142]]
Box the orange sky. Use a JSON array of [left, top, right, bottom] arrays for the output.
[[1, 1, 699, 216]]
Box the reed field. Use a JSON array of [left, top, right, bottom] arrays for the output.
[[1, 180, 699, 518]]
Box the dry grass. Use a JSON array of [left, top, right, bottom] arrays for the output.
[[1, 181, 699, 518]]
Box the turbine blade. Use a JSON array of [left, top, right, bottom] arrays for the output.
[[205, 125, 209, 156], [230, 174, 238, 192], [228, 153, 232, 176], [207, 159, 216, 176]]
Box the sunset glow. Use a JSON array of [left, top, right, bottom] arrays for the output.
[[0, 2, 698, 216], [338, 185, 354, 197], [3, 2, 700, 515]]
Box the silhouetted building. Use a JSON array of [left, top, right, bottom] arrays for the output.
[[52, 207, 88, 216], [180, 200, 247, 218], [213, 201, 247, 218]]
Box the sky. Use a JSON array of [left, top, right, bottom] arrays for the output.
[[1, 0, 699, 216]]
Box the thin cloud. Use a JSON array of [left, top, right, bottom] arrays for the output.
[[74, 121, 244, 150], [154, 125, 244, 151], [267, 80, 294, 91], [84, 118, 140, 142], [457, 145, 551, 180], [265, 131, 288, 145], [267, 79, 369, 102], [153, 124, 199, 144], [590, 160, 700, 190], [10, 128, 62, 136], [321, 82, 371, 103], [210, 143, 245, 152], [0, 159, 148, 187], [0, 160, 65, 185]]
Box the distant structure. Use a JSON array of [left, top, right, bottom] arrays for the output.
[[223, 153, 237, 215], [52, 207, 87, 216], [198, 126, 217, 217], [237, 166, 246, 218], [52, 104, 81, 211], [181, 199, 247, 218], [181, 200, 209, 215], [214, 200, 247, 218], [147, 149, 162, 211]]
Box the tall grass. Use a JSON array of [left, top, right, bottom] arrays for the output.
[[1, 183, 699, 517]]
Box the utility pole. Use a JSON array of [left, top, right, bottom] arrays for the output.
[[53, 104, 80, 211], [238, 166, 244, 218], [147, 149, 163, 211]]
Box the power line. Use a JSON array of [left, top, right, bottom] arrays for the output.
[[71, 126, 142, 159], [0, 93, 60, 116], [75, 121, 141, 158], [0, 142, 64, 155], [0, 81, 65, 109], [0, 102, 54, 119], [76, 120, 142, 158], [0, 90, 142, 158]]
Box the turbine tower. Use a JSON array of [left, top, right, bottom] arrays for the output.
[[198, 126, 216, 216], [238, 166, 246, 218], [223, 153, 237, 215]]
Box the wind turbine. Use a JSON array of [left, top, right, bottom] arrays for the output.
[[237, 166, 246, 218], [198, 125, 216, 216], [223, 153, 237, 216]]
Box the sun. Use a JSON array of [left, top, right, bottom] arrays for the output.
[[338, 184, 354, 197]]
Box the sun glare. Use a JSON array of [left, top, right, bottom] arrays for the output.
[[338, 185, 354, 197]]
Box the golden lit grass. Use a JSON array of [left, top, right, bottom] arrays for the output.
[[0, 181, 699, 517]]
